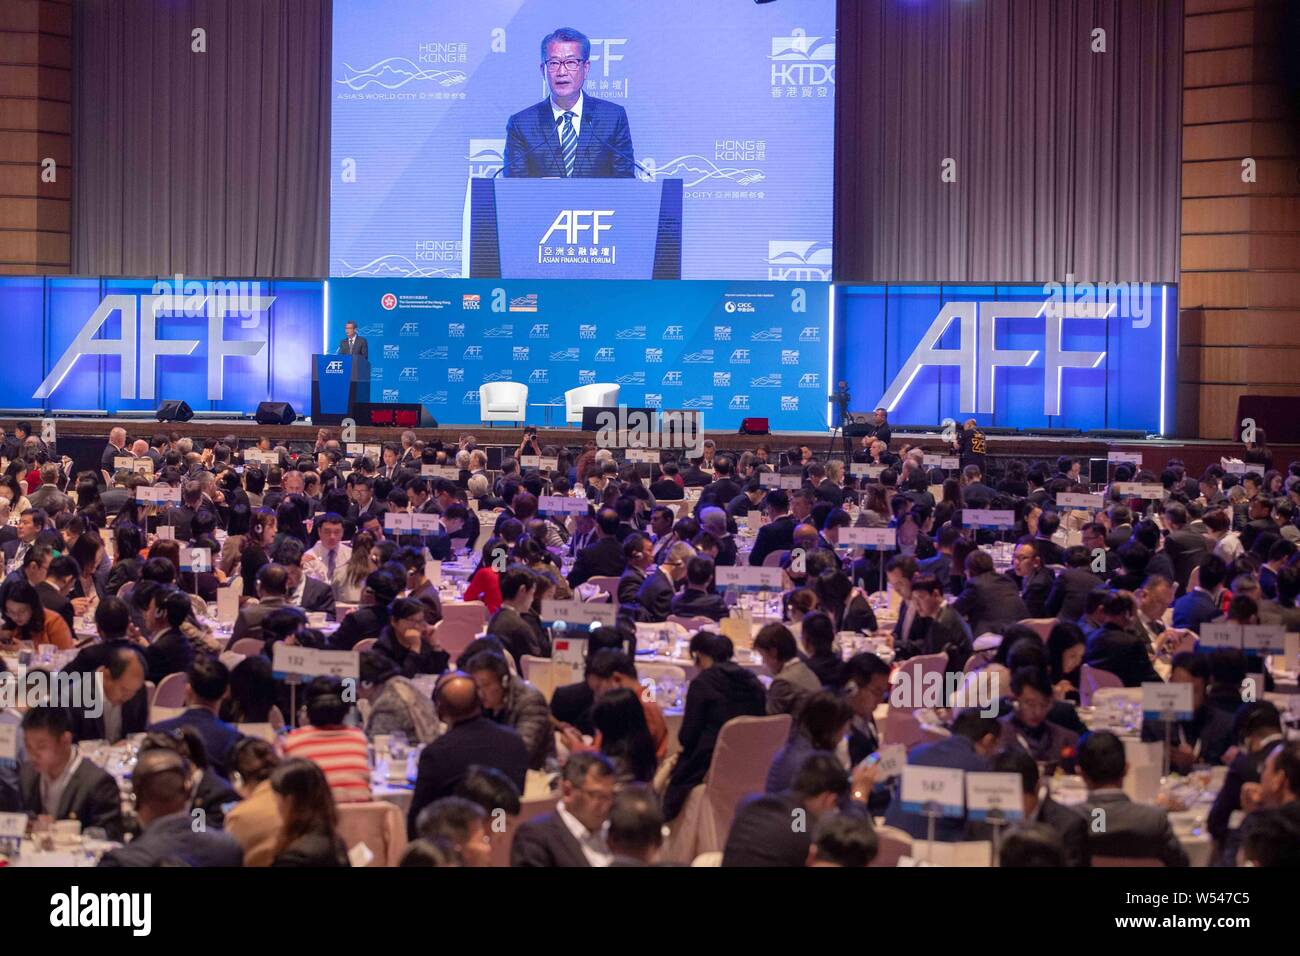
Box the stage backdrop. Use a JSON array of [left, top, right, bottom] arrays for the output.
[[329, 0, 835, 281], [836, 282, 1177, 436], [328, 279, 832, 430], [0, 278, 323, 417]]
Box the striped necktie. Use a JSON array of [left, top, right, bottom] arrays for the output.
[[559, 111, 577, 177]]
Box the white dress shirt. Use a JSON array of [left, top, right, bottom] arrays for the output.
[[41, 747, 83, 817], [551, 91, 585, 140], [556, 800, 612, 867]]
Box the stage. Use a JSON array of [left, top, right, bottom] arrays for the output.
[[12, 416, 1286, 484]]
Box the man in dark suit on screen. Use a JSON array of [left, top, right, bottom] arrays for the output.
[[337, 320, 368, 359], [504, 28, 635, 179]]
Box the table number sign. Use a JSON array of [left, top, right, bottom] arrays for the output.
[[963, 509, 1016, 529], [1199, 622, 1243, 650], [1107, 452, 1143, 465], [272, 644, 360, 680], [541, 600, 616, 627], [1241, 625, 1287, 655], [1142, 681, 1193, 722], [900, 765, 965, 817], [384, 512, 414, 532], [873, 743, 906, 781], [849, 464, 885, 478], [965, 772, 1025, 822], [520, 455, 541, 468], [1056, 493, 1104, 510], [839, 527, 896, 551], [1113, 483, 1164, 499], [716, 566, 784, 591]]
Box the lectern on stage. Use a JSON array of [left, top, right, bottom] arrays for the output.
[[311, 354, 370, 425], [466, 177, 683, 279]]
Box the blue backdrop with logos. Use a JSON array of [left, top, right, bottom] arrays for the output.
[[327, 278, 833, 430], [835, 283, 1177, 435], [0, 277, 323, 415]]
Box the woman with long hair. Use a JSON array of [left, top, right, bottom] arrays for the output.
[[269, 758, 350, 867], [74, 476, 105, 527], [1045, 621, 1087, 702], [240, 507, 277, 597], [463, 537, 508, 613], [765, 689, 853, 794], [334, 531, 376, 604], [592, 687, 658, 784], [0, 579, 73, 649], [858, 483, 890, 527], [218, 502, 251, 577]]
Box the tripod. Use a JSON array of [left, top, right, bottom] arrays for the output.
[[827, 394, 853, 463]]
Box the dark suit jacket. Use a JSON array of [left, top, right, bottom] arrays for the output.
[[144, 627, 196, 686], [567, 536, 625, 587], [20, 757, 125, 840], [1038, 796, 1091, 868], [504, 95, 635, 178], [1208, 738, 1279, 841], [64, 642, 150, 742], [328, 604, 388, 651], [149, 708, 242, 777], [98, 811, 243, 867], [1080, 790, 1189, 866], [486, 606, 542, 668], [633, 568, 674, 623], [670, 587, 728, 622], [952, 572, 1030, 636], [748, 514, 796, 566], [510, 811, 592, 867], [1005, 567, 1055, 618], [337, 335, 368, 358], [1140, 703, 1234, 767], [231, 596, 290, 643], [1172, 589, 1220, 634], [1084, 625, 1161, 687], [272, 833, 351, 867], [649, 479, 684, 500], [1044, 567, 1105, 620], [407, 716, 529, 838], [617, 566, 646, 607], [299, 576, 337, 620]]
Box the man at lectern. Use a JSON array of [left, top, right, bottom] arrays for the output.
[[504, 27, 635, 179], [337, 320, 368, 359]]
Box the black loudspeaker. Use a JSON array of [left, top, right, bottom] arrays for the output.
[[156, 400, 193, 423], [254, 402, 296, 426]]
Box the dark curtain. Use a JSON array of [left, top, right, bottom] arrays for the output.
[[835, 0, 1183, 283], [72, 0, 331, 278]]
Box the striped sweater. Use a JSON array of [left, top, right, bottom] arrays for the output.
[[281, 726, 373, 803]]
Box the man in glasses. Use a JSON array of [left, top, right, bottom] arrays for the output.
[[504, 27, 636, 179]]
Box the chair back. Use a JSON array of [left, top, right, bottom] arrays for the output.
[[236, 722, 277, 743], [230, 637, 266, 656], [586, 576, 621, 603], [1018, 618, 1056, 641], [1080, 663, 1124, 707], [681, 712, 790, 858], [435, 602, 488, 659], [762, 549, 789, 568], [895, 652, 948, 690], [564, 383, 621, 424], [520, 655, 557, 701], [880, 707, 947, 750], [493, 792, 560, 867], [337, 801, 408, 867], [353, 637, 378, 655], [869, 825, 914, 867], [152, 671, 189, 709], [690, 851, 723, 867], [218, 651, 245, 670]]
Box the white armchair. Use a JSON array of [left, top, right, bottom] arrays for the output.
[[479, 381, 529, 426], [564, 383, 621, 424]]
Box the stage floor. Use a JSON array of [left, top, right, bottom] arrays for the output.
[[6, 416, 1287, 481]]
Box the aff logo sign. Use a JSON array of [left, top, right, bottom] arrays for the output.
[[878, 301, 1111, 416], [35, 293, 272, 401], [540, 210, 614, 246], [325, 361, 345, 374]]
